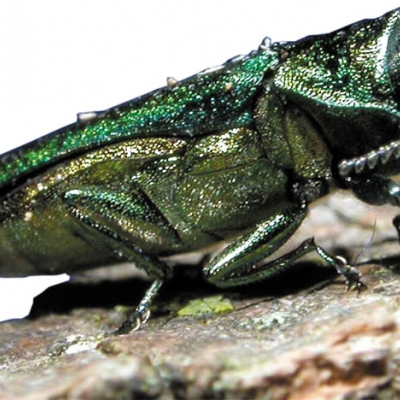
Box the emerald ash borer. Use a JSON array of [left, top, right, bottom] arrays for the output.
[[1, 8, 400, 333]]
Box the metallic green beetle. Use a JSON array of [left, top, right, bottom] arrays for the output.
[[1, 8, 400, 333]]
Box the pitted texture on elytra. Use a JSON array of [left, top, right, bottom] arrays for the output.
[[0, 46, 279, 191]]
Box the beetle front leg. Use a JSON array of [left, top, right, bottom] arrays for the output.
[[62, 187, 180, 333], [204, 203, 363, 290], [342, 171, 400, 246]]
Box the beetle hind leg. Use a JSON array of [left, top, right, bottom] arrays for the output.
[[62, 186, 180, 333], [112, 279, 164, 334]]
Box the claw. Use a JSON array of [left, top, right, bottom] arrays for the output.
[[111, 308, 151, 335], [110, 279, 163, 335], [333, 256, 366, 293]]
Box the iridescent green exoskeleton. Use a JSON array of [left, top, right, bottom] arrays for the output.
[[1, 8, 400, 333]]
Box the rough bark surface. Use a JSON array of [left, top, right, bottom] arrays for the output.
[[1, 194, 400, 399]]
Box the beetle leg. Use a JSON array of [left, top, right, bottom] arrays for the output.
[[62, 187, 179, 333], [343, 173, 400, 207], [203, 203, 363, 290], [342, 172, 400, 245], [112, 279, 164, 334], [380, 179, 400, 242]]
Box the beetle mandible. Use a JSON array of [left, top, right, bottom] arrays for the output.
[[1, 8, 400, 333]]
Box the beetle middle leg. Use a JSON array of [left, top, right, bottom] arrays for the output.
[[203, 201, 363, 290], [62, 186, 181, 333]]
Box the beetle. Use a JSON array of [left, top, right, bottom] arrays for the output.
[[1, 8, 400, 334]]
